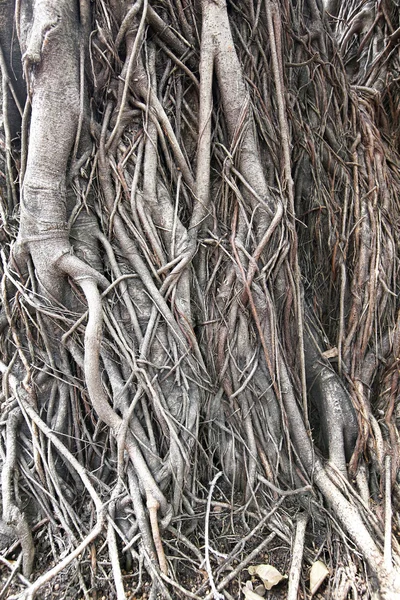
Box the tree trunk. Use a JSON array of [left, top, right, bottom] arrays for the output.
[[0, 0, 400, 598]]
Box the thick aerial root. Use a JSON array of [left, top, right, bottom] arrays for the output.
[[0, 0, 400, 598]]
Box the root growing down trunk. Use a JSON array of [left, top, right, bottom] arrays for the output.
[[0, 0, 400, 598]]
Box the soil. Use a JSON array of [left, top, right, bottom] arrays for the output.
[[0, 525, 370, 599]]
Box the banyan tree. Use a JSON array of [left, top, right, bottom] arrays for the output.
[[0, 0, 399, 598]]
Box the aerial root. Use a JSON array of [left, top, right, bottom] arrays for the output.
[[107, 480, 126, 600], [1, 0, 400, 598], [1, 406, 34, 578], [204, 472, 224, 600], [384, 454, 393, 572], [287, 513, 308, 600], [147, 495, 168, 575]]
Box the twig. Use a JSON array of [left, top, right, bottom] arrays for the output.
[[204, 472, 224, 600], [203, 532, 277, 600], [0, 552, 23, 600], [23, 523, 104, 600], [107, 481, 126, 600], [287, 512, 308, 600], [158, 570, 203, 600], [257, 474, 312, 498], [384, 454, 392, 572], [0, 555, 30, 589], [147, 496, 168, 575]]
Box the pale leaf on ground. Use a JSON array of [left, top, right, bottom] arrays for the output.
[[242, 585, 266, 600], [310, 560, 329, 596], [248, 564, 287, 590]]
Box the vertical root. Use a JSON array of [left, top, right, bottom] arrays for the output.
[[107, 481, 126, 600], [147, 496, 168, 575], [287, 513, 308, 600], [1, 406, 34, 578]]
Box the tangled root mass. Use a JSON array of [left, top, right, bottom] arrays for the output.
[[0, 0, 400, 598]]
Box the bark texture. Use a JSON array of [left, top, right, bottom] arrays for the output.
[[0, 0, 399, 598]]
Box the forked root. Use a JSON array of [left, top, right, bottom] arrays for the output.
[[0, 0, 399, 598]]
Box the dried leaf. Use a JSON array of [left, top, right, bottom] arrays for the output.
[[253, 584, 266, 597], [322, 347, 338, 359], [310, 560, 329, 596], [248, 564, 287, 590], [242, 586, 265, 600]]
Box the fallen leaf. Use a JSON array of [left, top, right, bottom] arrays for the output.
[[310, 560, 329, 596], [322, 347, 338, 359], [242, 586, 265, 600], [253, 584, 266, 597], [248, 564, 287, 590]]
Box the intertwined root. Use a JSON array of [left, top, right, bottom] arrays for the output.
[[0, 0, 399, 598]]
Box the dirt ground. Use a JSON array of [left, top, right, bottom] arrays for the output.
[[0, 525, 371, 599]]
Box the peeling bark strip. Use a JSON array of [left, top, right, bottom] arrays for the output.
[[0, 0, 400, 597]]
